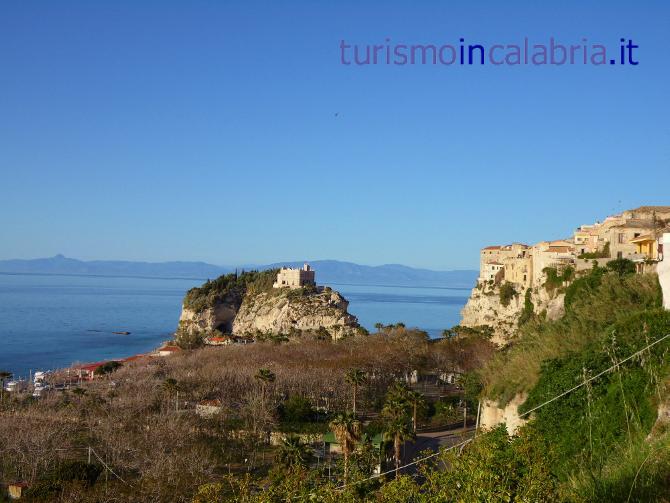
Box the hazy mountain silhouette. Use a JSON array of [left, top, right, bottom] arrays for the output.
[[0, 255, 477, 288]]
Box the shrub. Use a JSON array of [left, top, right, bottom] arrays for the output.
[[519, 308, 670, 479], [279, 395, 314, 424], [94, 361, 122, 376], [518, 289, 534, 326], [483, 269, 663, 405], [543, 266, 574, 292], [183, 269, 278, 312], [606, 258, 636, 277], [578, 241, 610, 259], [499, 282, 517, 307], [442, 325, 493, 339]]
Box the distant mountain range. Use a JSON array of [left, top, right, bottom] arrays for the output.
[[0, 255, 477, 288]]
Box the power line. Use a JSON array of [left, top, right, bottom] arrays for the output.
[[335, 331, 670, 492], [335, 437, 473, 491], [519, 332, 670, 418], [89, 447, 133, 487]]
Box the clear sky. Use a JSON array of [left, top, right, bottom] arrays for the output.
[[1, 1, 668, 270]]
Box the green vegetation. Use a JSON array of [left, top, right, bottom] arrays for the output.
[[93, 360, 122, 376], [517, 288, 534, 326], [182, 269, 278, 312], [24, 461, 103, 501], [484, 264, 661, 404], [473, 262, 670, 501], [442, 324, 494, 339], [345, 368, 367, 415], [499, 281, 517, 307], [276, 436, 313, 469], [578, 241, 610, 259], [607, 257, 637, 276], [4, 261, 669, 501], [519, 308, 670, 479], [543, 265, 575, 292]]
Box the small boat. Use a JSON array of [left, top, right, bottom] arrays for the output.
[[112, 331, 131, 335]]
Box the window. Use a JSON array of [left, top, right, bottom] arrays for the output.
[[618, 233, 626, 244]]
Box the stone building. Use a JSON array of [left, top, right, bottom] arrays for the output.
[[477, 207, 670, 291], [478, 244, 531, 287], [273, 263, 316, 289]]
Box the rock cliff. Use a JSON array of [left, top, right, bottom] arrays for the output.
[[175, 270, 360, 347], [460, 283, 565, 345], [479, 393, 528, 435], [232, 289, 359, 337]]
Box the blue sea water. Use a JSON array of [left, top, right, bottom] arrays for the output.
[[0, 273, 469, 378]]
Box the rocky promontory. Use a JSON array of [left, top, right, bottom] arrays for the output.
[[175, 269, 361, 347]]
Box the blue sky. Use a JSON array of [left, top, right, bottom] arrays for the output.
[[1, 1, 668, 270]]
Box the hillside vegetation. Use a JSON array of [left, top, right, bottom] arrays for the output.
[[483, 263, 663, 403], [2, 262, 669, 501], [478, 263, 670, 500], [183, 269, 278, 312]]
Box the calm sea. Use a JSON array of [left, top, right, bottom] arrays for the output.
[[0, 273, 469, 378]]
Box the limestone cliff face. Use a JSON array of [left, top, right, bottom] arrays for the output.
[[479, 393, 528, 435], [177, 287, 359, 344], [232, 289, 359, 338], [177, 290, 244, 339], [460, 283, 564, 345]]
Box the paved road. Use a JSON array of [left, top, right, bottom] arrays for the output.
[[396, 426, 476, 473]]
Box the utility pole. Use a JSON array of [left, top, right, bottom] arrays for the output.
[[475, 400, 481, 437], [88, 446, 92, 465], [463, 404, 467, 429]]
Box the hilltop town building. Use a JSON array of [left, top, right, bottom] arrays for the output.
[[477, 206, 670, 290], [273, 263, 316, 289]]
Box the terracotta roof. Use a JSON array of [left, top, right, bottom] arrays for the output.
[[121, 354, 147, 363], [75, 361, 109, 372], [482, 246, 501, 250]]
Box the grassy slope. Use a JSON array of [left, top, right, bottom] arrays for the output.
[[482, 269, 662, 404], [480, 266, 670, 500]]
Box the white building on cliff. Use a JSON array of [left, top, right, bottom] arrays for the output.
[[273, 263, 316, 289]]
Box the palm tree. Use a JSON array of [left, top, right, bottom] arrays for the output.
[[405, 389, 426, 433], [277, 435, 313, 469], [385, 381, 426, 433], [328, 412, 361, 483], [0, 371, 12, 402], [382, 399, 414, 478], [345, 368, 367, 416], [374, 322, 384, 333]]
